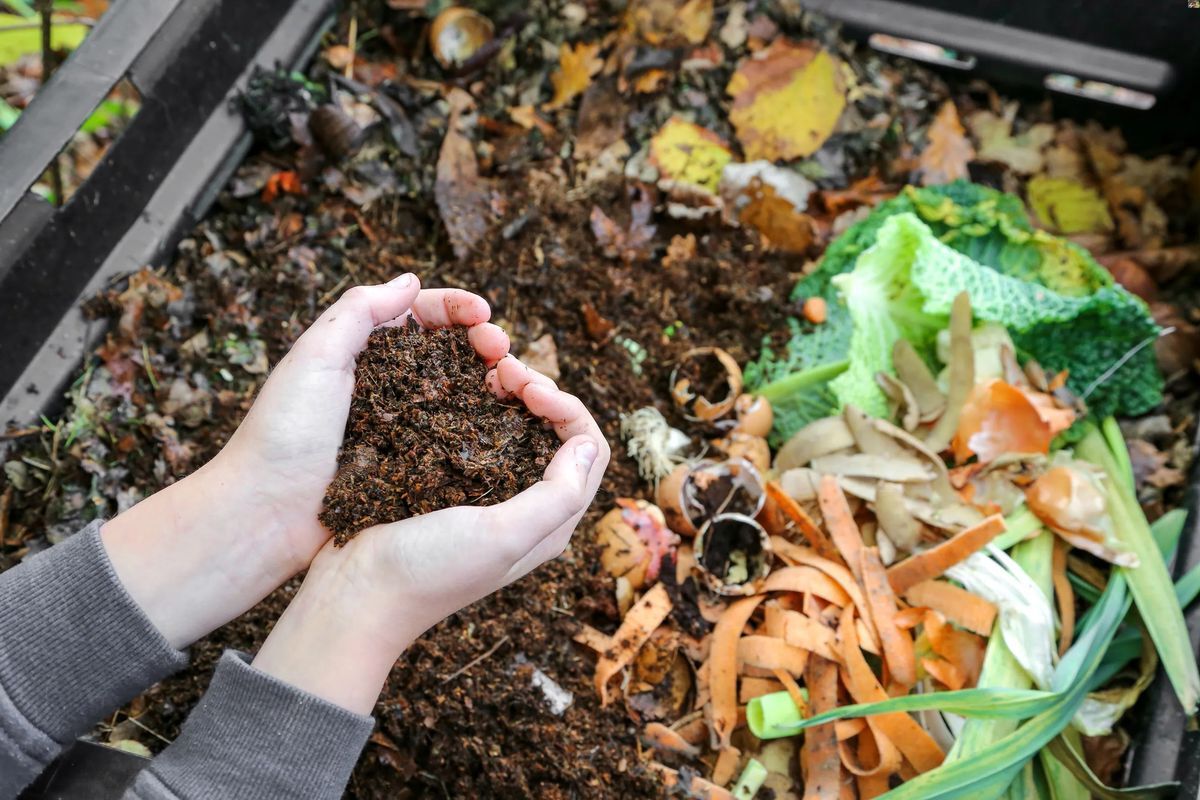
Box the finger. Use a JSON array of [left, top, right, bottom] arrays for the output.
[[521, 383, 601, 442], [496, 354, 557, 396], [483, 436, 600, 560], [411, 288, 492, 329], [297, 274, 421, 367], [485, 367, 509, 399], [467, 322, 510, 367]]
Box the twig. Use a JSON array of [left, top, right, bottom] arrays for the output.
[[122, 715, 173, 746], [344, 5, 357, 79], [440, 635, 510, 683], [37, 0, 62, 206]]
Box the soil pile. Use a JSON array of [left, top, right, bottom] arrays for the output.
[[319, 321, 559, 543]]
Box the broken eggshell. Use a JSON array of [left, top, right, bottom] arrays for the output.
[[731, 393, 774, 438], [597, 499, 680, 589], [671, 347, 743, 423], [430, 7, 495, 70], [694, 512, 772, 596], [713, 431, 771, 473], [658, 458, 767, 537]]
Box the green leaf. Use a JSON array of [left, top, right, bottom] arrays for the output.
[[780, 687, 1057, 733], [880, 572, 1131, 799], [0, 96, 19, 130], [0, 13, 89, 64], [2, 0, 36, 18]]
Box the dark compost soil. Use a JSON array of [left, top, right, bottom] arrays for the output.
[[319, 323, 558, 544]]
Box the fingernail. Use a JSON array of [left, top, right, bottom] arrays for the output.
[[391, 273, 415, 287], [576, 441, 598, 470]]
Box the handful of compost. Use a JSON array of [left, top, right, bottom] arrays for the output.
[[319, 320, 559, 544]]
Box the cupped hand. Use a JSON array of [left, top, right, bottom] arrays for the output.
[[251, 356, 609, 711], [215, 273, 510, 572]]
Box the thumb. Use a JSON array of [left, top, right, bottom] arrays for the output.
[[295, 273, 422, 367], [483, 435, 600, 558]]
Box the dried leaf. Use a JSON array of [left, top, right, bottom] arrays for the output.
[[574, 78, 628, 160], [629, 0, 713, 47], [661, 233, 697, 268], [649, 117, 732, 193], [508, 105, 556, 137], [919, 101, 974, 186], [547, 41, 603, 110], [966, 108, 1054, 174], [261, 170, 303, 203], [519, 334, 561, 382], [1027, 176, 1114, 234], [737, 182, 815, 253], [589, 185, 657, 263], [435, 91, 493, 259], [727, 39, 845, 161]]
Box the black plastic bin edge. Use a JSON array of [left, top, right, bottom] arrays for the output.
[[0, 0, 336, 433]]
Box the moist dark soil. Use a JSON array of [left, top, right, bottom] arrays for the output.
[[320, 322, 558, 544], [699, 516, 765, 582]]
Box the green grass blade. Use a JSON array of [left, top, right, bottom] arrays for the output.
[[1045, 734, 1177, 798], [2, 0, 36, 18], [1076, 422, 1200, 713], [778, 687, 1055, 733]]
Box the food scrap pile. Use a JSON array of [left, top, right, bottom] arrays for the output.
[[2, 0, 1200, 797], [584, 187, 1200, 797], [320, 323, 558, 544]]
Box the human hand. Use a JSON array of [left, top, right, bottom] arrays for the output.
[[214, 273, 510, 571], [101, 274, 509, 649], [250, 356, 609, 713]]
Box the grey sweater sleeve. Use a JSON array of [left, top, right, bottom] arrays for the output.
[[0, 521, 189, 798], [126, 651, 374, 800]]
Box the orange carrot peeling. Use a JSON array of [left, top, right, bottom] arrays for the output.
[[886, 515, 1006, 594], [860, 547, 916, 688]]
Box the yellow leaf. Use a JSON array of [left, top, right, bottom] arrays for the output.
[[546, 41, 603, 110], [649, 117, 732, 193], [919, 100, 974, 186], [726, 39, 845, 162], [1027, 176, 1114, 235]]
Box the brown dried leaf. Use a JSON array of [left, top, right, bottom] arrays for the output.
[[738, 181, 815, 253], [662, 233, 697, 268], [590, 186, 657, 263], [520, 334, 561, 381], [919, 101, 974, 186], [435, 91, 494, 260], [628, 0, 713, 47], [547, 41, 603, 110]]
